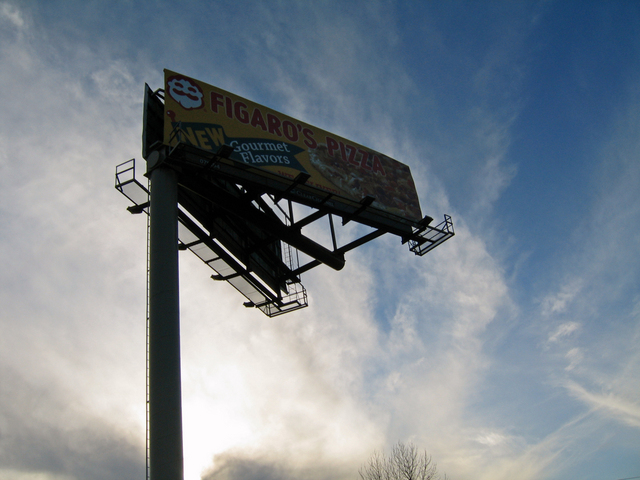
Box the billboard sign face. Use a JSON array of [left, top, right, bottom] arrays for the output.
[[163, 70, 423, 223]]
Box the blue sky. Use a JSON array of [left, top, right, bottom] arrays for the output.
[[1, 1, 639, 480]]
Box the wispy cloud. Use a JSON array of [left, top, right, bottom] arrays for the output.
[[564, 381, 640, 428], [548, 321, 581, 343], [541, 281, 584, 317], [0, 1, 25, 29]]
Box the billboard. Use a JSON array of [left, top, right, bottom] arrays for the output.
[[162, 70, 423, 224]]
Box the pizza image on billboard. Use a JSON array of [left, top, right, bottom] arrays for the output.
[[163, 70, 423, 223]]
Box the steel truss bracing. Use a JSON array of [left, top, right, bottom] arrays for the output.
[[116, 137, 455, 317], [163, 138, 455, 260], [119, 87, 454, 319], [116, 158, 308, 317]]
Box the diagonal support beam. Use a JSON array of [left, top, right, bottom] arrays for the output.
[[291, 228, 385, 277], [179, 174, 346, 271]]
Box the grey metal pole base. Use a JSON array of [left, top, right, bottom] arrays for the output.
[[148, 165, 184, 480]]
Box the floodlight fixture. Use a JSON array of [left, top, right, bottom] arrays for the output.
[[127, 203, 149, 214], [419, 215, 434, 227]]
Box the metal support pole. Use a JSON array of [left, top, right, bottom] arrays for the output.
[[148, 165, 184, 480]]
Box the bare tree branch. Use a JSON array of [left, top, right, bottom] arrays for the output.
[[359, 442, 445, 480]]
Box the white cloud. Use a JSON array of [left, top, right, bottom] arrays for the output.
[[564, 347, 583, 371], [541, 280, 584, 316], [0, 1, 25, 30], [0, 471, 73, 480], [473, 430, 524, 452], [565, 381, 640, 428], [467, 110, 518, 216], [0, 6, 147, 478], [548, 321, 581, 343]]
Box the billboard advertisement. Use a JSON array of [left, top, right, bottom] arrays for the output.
[[163, 70, 423, 223]]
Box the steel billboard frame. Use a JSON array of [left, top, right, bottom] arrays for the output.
[[115, 76, 455, 480]]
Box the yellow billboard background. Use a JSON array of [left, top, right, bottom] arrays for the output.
[[163, 70, 422, 223]]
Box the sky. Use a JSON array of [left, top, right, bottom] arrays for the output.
[[1, 1, 639, 480]]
